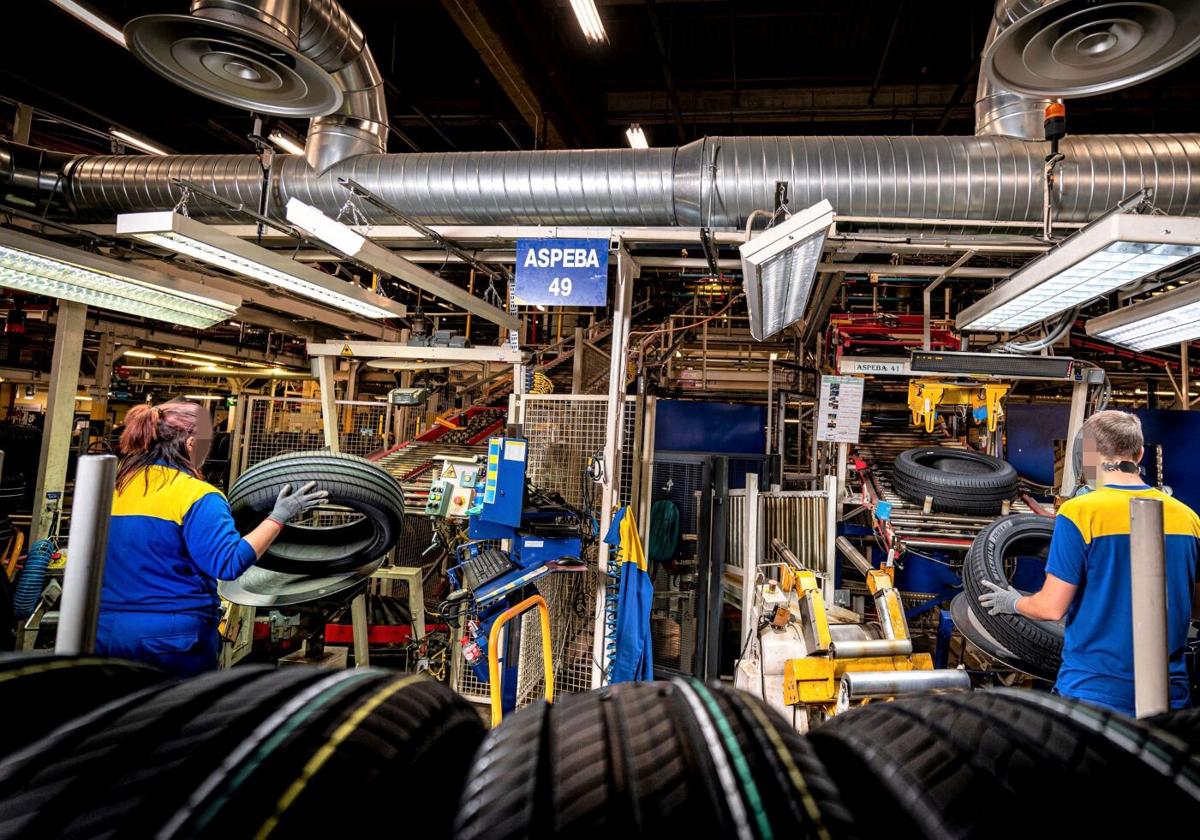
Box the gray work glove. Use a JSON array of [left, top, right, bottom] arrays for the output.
[[979, 580, 1021, 616], [268, 481, 329, 525]]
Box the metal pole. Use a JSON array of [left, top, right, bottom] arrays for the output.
[[1182, 342, 1190, 411], [922, 250, 974, 350], [33, 300, 87, 542], [823, 474, 839, 605], [1129, 497, 1169, 717], [1060, 379, 1089, 496], [350, 591, 371, 668], [314, 355, 340, 453], [55, 454, 117, 655], [741, 473, 760, 657]]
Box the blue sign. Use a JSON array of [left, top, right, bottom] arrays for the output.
[[514, 238, 609, 307]]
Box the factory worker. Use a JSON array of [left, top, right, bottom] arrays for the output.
[[979, 410, 1199, 715], [96, 399, 327, 677]]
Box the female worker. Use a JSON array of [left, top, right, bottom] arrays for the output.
[[96, 400, 327, 676]]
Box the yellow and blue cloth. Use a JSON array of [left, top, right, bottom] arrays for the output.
[[96, 464, 257, 677], [1047, 483, 1200, 715], [607, 506, 654, 683]]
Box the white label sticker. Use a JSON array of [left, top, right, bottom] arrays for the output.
[[524, 540, 545, 548], [504, 440, 527, 462]]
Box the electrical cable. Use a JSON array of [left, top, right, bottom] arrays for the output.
[[1001, 305, 1080, 353]]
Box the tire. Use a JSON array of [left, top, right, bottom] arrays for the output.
[[0, 654, 170, 757], [892, 447, 1018, 514], [0, 668, 484, 839], [1148, 707, 1200, 751], [808, 689, 1200, 838], [228, 451, 406, 574], [961, 514, 1062, 679], [453, 679, 854, 840]]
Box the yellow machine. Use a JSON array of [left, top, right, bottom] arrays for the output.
[[908, 379, 1011, 433]]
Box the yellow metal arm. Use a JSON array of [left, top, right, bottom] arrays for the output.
[[487, 594, 554, 727]]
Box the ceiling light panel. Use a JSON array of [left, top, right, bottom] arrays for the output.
[[569, 0, 607, 43], [0, 226, 239, 328], [626, 124, 648, 149], [740, 199, 834, 341], [958, 212, 1200, 333], [116, 211, 406, 320], [1086, 281, 1200, 350]]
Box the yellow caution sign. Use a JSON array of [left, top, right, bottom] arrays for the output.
[[340, 344, 354, 357], [442, 463, 457, 480]]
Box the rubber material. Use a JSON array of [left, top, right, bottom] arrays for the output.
[[0, 654, 170, 757], [892, 447, 1018, 514], [1148, 707, 1200, 751], [453, 679, 854, 840], [809, 689, 1200, 837], [228, 451, 406, 574], [0, 667, 484, 839], [961, 514, 1063, 680]]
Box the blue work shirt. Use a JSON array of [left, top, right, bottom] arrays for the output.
[[101, 464, 257, 618], [1046, 484, 1199, 715]]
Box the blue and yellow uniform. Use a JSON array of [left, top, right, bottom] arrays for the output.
[[1047, 484, 1200, 715], [96, 464, 257, 677]]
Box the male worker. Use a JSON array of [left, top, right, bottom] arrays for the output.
[[979, 410, 1199, 715]]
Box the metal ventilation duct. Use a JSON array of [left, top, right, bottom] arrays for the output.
[[984, 0, 1200, 98], [975, 16, 1056, 140], [124, 0, 387, 173], [45, 134, 1200, 228]]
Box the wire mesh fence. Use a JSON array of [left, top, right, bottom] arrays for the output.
[[235, 395, 391, 479]]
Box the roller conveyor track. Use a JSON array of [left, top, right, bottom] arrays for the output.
[[376, 442, 489, 513], [850, 425, 1040, 553]]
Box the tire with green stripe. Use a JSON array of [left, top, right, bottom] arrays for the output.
[[0, 654, 170, 758], [452, 679, 854, 840], [0, 667, 484, 839]]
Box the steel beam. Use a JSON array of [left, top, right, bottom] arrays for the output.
[[33, 300, 87, 542], [307, 342, 525, 363]]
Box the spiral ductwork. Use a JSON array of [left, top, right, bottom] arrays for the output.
[[975, 16, 1055, 140]]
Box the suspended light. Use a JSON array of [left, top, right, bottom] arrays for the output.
[[267, 130, 305, 156], [958, 210, 1200, 333], [283, 198, 519, 331], [625, 124, 648, 149], [569, 0, 608, 43], [116, 211, 408, 320], [740, 199, 834, 341], [110, 128, 170, 155], [0, 226, 240, 328], [1086, 280, 1200, 350]]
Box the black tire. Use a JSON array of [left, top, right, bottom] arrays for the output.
[[808, 689, 1200, 838], [0, 654, 170, 757], [1148, 707, 1200, 751], [892, 447, 1018, 514], [228, 451, 406, 574], [0, 667, 484, 839], [453, 679, 854, 840], [961, 514, 1062, 679]]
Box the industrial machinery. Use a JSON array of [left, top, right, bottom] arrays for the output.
[[423, 436, 587, 717]]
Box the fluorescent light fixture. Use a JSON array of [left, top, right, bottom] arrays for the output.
[[183, 394, 221, 401], [110, 128, 170, 156], [268, 130, 305, 156], [117, 210, 407, 320], [283, 198, 519, 331], [49, 0, 125, 46], [569, 0, 607, 43], [626, 124, 648, 149], [121, 350, 160, 360], [958, 211, 1200, 333], [0, 226, 240, 328], [740, 199, 834, 341], [1086, 281, 1200, 350]]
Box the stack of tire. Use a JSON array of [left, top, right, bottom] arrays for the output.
[[955, 514, 1063, 680], [893, 447, 1019, 514], [0, 656, 1196, 837], [221, 450, 407, 607]]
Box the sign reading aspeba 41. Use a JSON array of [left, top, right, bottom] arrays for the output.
[[514, 238, 609, 307]]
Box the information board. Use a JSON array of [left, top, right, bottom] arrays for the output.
[[816, 375, 865, 443], [514, 238, 609, 307]]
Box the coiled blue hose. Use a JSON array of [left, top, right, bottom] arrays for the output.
[[13, 539, 53, 619]]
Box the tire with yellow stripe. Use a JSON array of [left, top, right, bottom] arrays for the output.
[[0, 667, 484, 839], [0, 653, 169, 758], [452, 679, 853, 840]]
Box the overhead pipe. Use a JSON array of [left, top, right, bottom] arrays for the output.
[[974, 16, 1056, 140]]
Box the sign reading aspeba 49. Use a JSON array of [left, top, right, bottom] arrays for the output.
[[514, 238, 609, 307]]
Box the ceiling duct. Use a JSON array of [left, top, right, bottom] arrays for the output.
[[124, 0, 387, 172], [39, 133, 1200, 228], [984, 0, 1200, 98], [975, 15, 1056, 139]]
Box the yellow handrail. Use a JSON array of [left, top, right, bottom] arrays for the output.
[[487, 594, 554, 727]]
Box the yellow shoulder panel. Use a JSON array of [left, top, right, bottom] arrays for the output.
[[111, 466, 221, 524]]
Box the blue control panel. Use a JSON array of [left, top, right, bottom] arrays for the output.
[[477, 436, 526, 528]]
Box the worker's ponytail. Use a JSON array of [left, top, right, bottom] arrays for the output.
[[116, 401, 205, 491]]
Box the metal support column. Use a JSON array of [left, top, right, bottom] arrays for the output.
[[314, 355, 340, 453], [33, 300, 88, 542], [12, 102, 33, 144], [923, 251, 974, 350], [572, 326, 585, 394], [592, 244, 636, 688], [1060, 379, 1089, 496], [55, 454, 117, 655], [1182, 342, 1190, 410], [1129, 497, 1169, 717], [741, 472, 761, 655], [89, 331, 115, 424], [350, 590, 371, 668], [823, 474, 839, 605]]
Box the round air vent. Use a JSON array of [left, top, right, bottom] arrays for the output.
[[123, 14, 342, 118], [984, 1, 1200, 97]]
